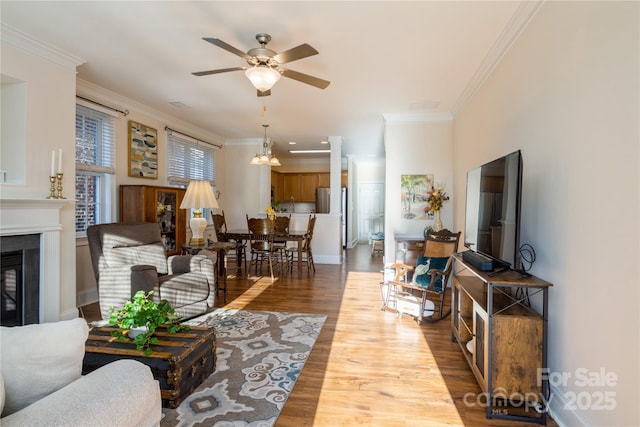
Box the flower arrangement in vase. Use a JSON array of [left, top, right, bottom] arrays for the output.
[[264, 205, 276, 220], [424, 184, 450, 231]]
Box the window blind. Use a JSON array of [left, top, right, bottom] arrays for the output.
[[75, 104, 116, 173], [167, 130, 216, 186]]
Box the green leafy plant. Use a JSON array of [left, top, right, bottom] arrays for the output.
[[108, 290, 189, 355]]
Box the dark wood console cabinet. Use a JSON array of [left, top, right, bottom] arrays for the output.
[[119, 185, 186, 256], [451, 253, 552, 424]]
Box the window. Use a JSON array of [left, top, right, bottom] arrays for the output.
[[75, 104, 116, 235], [167, 130, 217, 222], [167, 130, 216, 186]]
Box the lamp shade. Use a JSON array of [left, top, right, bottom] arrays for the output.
[[245, 66, 281, 92], [180, 180, 218, 209]]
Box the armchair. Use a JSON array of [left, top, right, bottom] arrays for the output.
[[386, 229, 460, 323], [87, 222, 216, 320]]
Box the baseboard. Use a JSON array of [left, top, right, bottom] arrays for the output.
[[60, 307, 81, 321], [77, 288, 99, 308], [313, 254, 342, 264], [548, 384, 593, 427]]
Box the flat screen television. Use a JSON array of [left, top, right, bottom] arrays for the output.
[[464, 150, 523, 271]]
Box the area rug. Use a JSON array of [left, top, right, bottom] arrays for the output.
[[160, 309, 327, 427]]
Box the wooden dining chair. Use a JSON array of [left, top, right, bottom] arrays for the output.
[[211, 210, 247, 271], [287, 214, 317, 274], [246, 216, 278, 279]]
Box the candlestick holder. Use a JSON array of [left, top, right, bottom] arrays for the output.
[[56, 173, 66, 199], [47, 176, 57, 199]]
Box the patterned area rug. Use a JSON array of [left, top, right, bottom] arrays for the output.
[[160, 309, 326, 427]]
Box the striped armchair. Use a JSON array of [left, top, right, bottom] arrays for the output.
[[87, 222, 216, 320]]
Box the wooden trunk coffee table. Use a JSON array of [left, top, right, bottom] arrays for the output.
[[83, 325, 216, 408]]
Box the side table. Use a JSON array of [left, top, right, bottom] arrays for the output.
[[182, 241, 233, 303]]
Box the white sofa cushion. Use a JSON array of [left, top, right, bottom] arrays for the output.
[[0, 318, 89, 416], [0, 371, 5, 414]]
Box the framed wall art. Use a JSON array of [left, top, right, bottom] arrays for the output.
[[128, 120, 158, 179], [400, 174, 434, 219]]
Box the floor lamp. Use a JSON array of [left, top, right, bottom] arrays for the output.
[[180, 180, 219, 246]]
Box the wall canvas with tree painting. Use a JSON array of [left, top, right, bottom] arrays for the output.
[[400, 174, 434, 219]]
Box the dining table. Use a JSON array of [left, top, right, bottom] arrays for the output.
[[221, 228, 308, 278]]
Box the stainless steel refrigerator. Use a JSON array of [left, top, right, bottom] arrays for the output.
[[316, 187, 348, 248]]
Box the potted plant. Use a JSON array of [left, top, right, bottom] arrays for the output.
[[108, 290, 188, 355]]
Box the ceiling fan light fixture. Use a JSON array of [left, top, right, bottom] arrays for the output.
[[245, 65, 281, 92]]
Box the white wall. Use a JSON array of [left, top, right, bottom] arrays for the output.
[[453, 2, 639, 426], [383, 117, 454, 261], [0, 40, 79, 320]]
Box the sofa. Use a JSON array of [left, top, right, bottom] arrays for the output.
[[87, 222, 217, 320], [0, 318, 161, 426]]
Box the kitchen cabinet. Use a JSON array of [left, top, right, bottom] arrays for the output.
[[271, 171, 282, 202], [119, 185, 186, 256], [276, 172, 347, 203], [300, 174, 319, 201], [318, 173, 330, 188], [280, 173, 318, 202]]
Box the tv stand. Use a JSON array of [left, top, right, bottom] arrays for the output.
[[451, 253, 553, 424]]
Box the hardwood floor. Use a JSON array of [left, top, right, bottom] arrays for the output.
[[81, 243, 556, 426]]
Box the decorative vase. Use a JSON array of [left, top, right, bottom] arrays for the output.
[[433, 210, 443, 231]]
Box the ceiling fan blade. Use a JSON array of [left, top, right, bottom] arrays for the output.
[[203, 37, 251, 60], [257, 89, 271, 97], [281, 69, 330, 89], [192, 67, 245, 77], [272, 44, 318, 64]]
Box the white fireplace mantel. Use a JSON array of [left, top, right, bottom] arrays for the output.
[[0, 198, 71, 322]]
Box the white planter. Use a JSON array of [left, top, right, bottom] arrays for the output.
[[128, 326, 148, 339]]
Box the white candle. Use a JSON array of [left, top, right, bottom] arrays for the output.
[[51, 150, 55, 176], [57, 148, 62, 174]]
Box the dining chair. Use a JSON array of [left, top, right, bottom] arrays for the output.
[[211, 210, 247, 271], [287, 214, 317, 274], [246, 216, 278, 279]]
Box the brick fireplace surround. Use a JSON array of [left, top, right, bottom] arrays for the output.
[[0, 198, 68, 323]]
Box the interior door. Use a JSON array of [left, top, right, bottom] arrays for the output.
[[358, 182, 384, 242]]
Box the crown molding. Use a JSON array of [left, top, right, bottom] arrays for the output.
[[383, 112, 453, 124], [451, 0, 544, 116], [1, 23, 85, 70], [77, 79, 225, 146]]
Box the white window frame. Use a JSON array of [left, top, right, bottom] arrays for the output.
[[75, 102, 116, 237]]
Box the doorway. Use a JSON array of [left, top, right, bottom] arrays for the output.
[[358, 182, 385, 242]]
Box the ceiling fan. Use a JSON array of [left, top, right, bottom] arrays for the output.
[[192, 33, 330, 97]]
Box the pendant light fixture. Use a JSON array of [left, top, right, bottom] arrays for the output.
[[250, 124, 281, 166]]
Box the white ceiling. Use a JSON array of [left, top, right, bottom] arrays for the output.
[[1, 1, 531, 162]]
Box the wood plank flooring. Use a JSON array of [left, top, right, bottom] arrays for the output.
[[82, 244, 557, 426]]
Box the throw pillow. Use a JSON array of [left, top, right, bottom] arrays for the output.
[[0, 317, 89, 416], [412, 256, 449, 291]]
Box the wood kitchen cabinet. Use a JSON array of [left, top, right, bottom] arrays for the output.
[[119, 185, 186, 256], [281, 173, 318, 202], [318, 173, 330, 188], [300, 174, 319, 201], [271, 171, 282, 202], [282, 174, 301, 202]]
